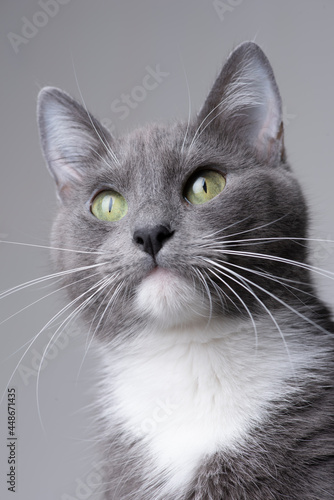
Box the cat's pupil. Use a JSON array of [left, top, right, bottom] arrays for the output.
[[108, 197, 113, 213], [202, 179, 207, 193]]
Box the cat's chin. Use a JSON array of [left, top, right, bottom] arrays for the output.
[[134, 267, 208, 328]]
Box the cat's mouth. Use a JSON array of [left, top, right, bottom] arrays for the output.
[[134, 266, 209, 328], [146, 265, 169, 278], [140, 266, 181, 295]]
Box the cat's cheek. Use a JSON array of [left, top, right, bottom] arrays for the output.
[[134, 268, 207, 327]]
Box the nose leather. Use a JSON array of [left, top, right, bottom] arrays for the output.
[[133, 225, 174, 258]]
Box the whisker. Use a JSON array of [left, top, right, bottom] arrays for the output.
[[201, 235, 334, 248], [202, 267, 243, 315], [35, 275, 113, 432], [85, 277, 123, 352], [88, 144, 120, 173], [204, 272, 229, 312], [1, 275, 109, 406], [200, 260, 259, 351], [202, 214, 290, 243], [201, 216, 253, 242], [210, 248, 334, 281], [179, 55, 192, 155], [219, 259, 321, 318], [71, 56, 121, 167], [187, 98, 225, 153], [192, 267, 213, 324], [77, 278, 125, 381], [0, 271, 102, 328], [201, 257, 295, 374], [230, 264, 318, 300], [188, 64, 262, 154], [82, 278, 116, 353], [206, 257, 332, 337], [0, 239, 105, 255], [0, 262, 108, 300]]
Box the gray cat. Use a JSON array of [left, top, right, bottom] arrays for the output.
[[37, 42, 334, 499]]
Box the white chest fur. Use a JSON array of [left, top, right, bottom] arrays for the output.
[[99, 317, 315, 496]]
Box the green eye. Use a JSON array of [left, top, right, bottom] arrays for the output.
[[184, 170, 226, 205], [91, 190, 128, 221]]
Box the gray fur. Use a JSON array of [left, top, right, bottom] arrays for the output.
[[37, 42, 334, 499]]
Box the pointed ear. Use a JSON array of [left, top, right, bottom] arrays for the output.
[[37, 87, 114, 201], [198, 42, 284, 163]]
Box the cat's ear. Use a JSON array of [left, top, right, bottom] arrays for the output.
[[37, 87, 114, 201], [198, 42, 284, 163]]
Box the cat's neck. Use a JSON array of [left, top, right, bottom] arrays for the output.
[[98, 316, 320, 496]]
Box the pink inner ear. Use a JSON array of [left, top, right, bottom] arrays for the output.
[[255, 92, 282, 160], [49, 146, 84, 199], [56, 167, 83, 202], [60, 160, 83, 183], [229, 60, 283, 162], [204, 45, 284, 164]]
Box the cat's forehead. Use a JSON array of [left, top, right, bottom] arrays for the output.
[[114, 122, 251, 183], [119, 123, 184, 165], [111, 123, 188, 190]]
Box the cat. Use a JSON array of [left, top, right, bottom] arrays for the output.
[[37, 42, 334, 499]]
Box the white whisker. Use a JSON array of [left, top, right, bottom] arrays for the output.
[[77, 277, 124, 381], [200, 259, 259, 351], [200, 216, 253, 241], [35, 275, 113, 432], [188, 63, 263, 154], [179, 55, 192, 155], [201, 257, 296, 374], [0, 239, 105, 255], [207, 257, 332, 337], [188, 97, 225, 153], [192, 267, 213, 323], [0, 271, 102, 328], [202, 214, 290, 243], [71, 57, 121, 167], [211, 248, 334, 281], [1, 274, 108, 407], [0, 262, 108, 300]]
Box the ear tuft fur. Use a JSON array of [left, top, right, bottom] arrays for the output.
[[37, 87, 113, 201], [198, 42, 284, 163]]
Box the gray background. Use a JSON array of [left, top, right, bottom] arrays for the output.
[[1, 1, 334, 499]]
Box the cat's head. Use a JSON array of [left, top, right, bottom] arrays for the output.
[[37, 42, 308, 335]]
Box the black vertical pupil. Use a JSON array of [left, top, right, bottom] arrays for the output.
[[108, 196, 113, 212], [202, 178, 207, 193]]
